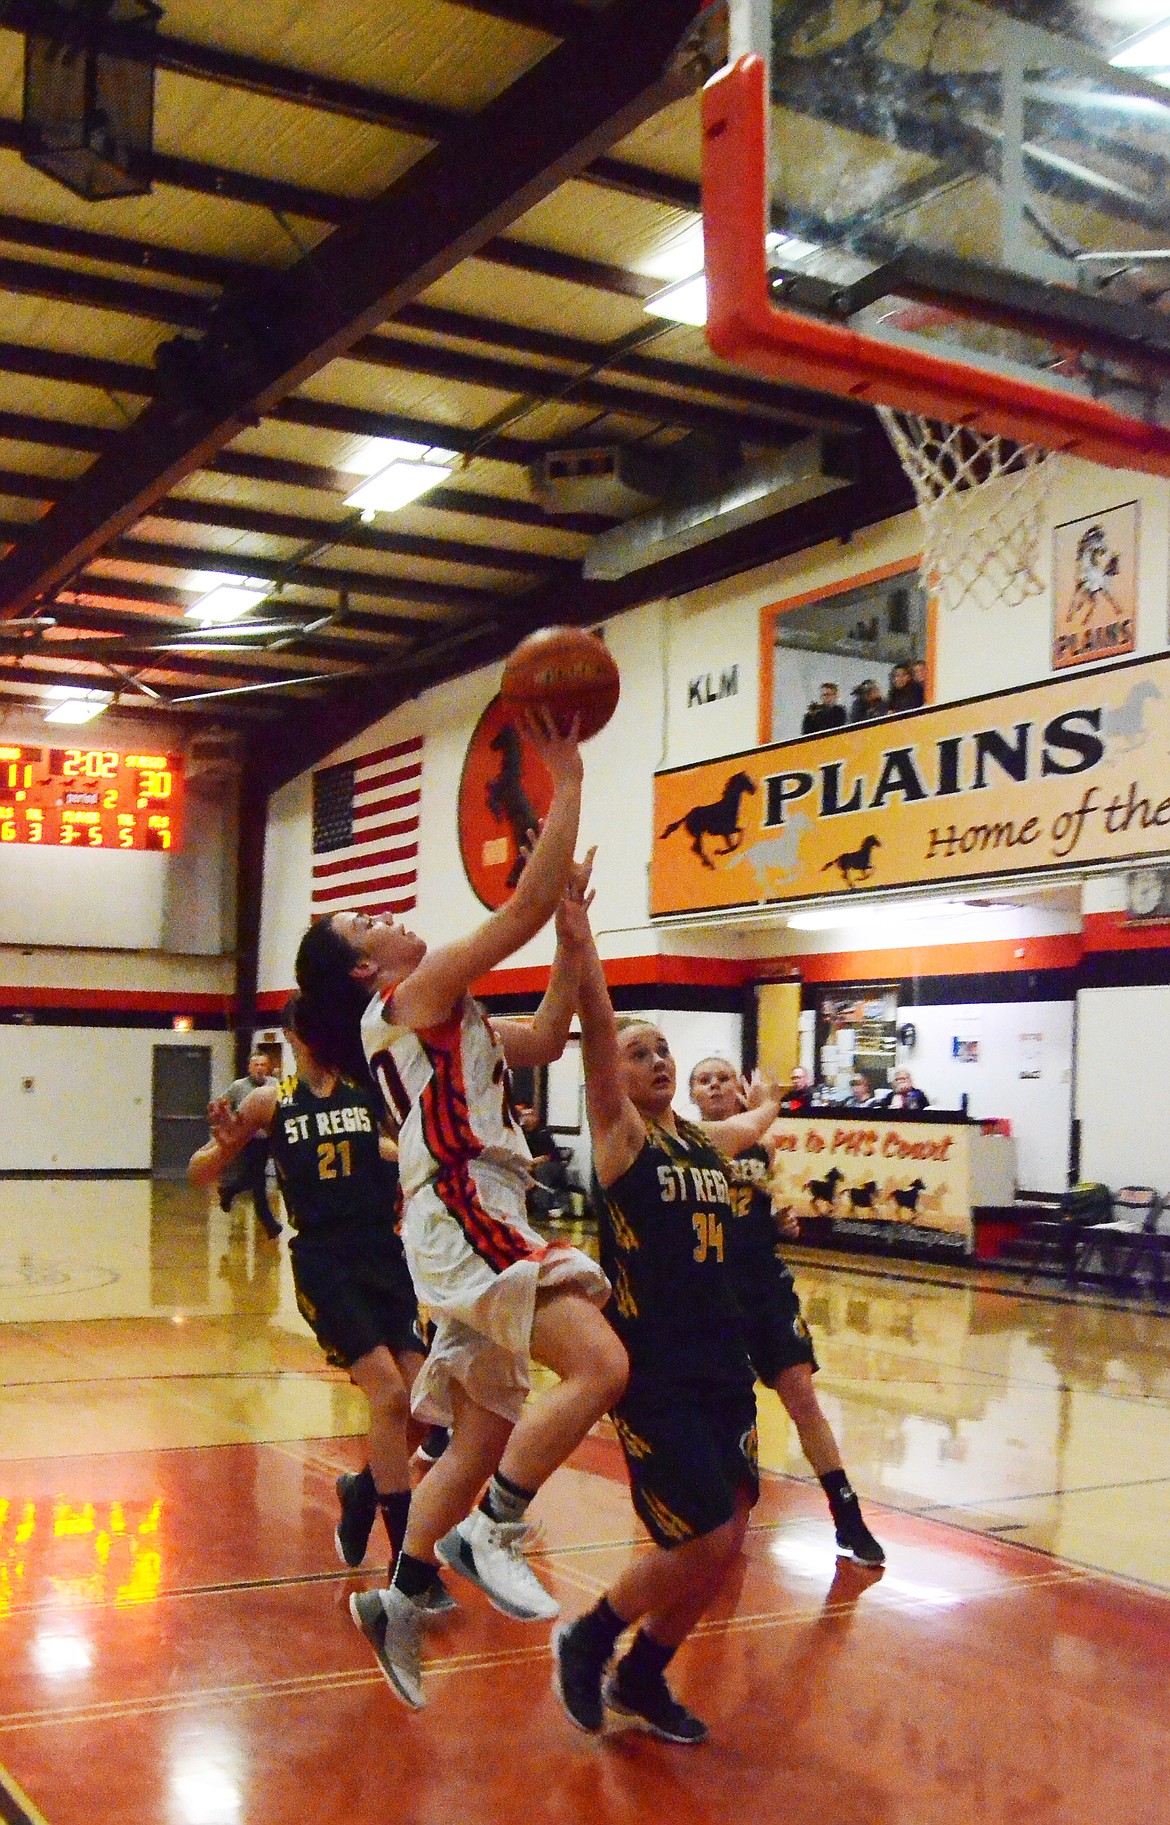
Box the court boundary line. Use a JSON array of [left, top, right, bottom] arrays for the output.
[[0, 1762, 50, 1825]]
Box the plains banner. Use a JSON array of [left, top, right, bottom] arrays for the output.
[[652, 651, 1170, 916]]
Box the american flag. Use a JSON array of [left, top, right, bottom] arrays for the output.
[[310, 736, 422, 915]]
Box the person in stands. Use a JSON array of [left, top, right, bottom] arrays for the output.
[[883, 1068, 929, 1111], [801, 682, 848, 736]]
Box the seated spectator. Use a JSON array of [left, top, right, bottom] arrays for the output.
[[841, 1071, 877, 1108], [801, 682, 848, 736], [850, 679, 886, 723], [883, 1068, 929, 1111], [778, 1065, 816, 1113], [887, 664, 922, 713]]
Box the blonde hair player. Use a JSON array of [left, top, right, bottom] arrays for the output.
[[551, 930, 782, 1744], [688, 1056, 883, 1567], [294, 713, 625, 1708]]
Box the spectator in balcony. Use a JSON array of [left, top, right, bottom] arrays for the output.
[[887, 664, 922, 714], [801, 682, 848, 736], [883, 1068, 929, 1112], [849, 680, 886, 723], [911, 660, 928, 705], [842, 1072, 878, 1108]]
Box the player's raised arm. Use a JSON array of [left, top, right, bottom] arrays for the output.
[[576, 913, 645, 1188], [188, 1083, 278, 1188], [389, 713, 583, 1032], [496, 849, 595, 1068]]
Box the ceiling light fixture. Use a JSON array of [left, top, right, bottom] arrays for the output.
[[184, 580, 270, 626], [1112, 21, 1170, 78], [44, 687, 113, 725], [343, 456, 455, 515], [643, 233, 821, 327]]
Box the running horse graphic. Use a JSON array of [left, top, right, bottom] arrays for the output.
[[659, 770, 757, 870], [486, 722, 539, 889], [821, 834, 881, 888]]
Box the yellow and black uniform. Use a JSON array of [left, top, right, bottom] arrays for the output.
[[597, 1118, 758, 1549], [269, 1072, 423, 1370], [725, 1143, 817, 1384]]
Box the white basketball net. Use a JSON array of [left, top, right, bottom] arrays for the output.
[[876, 407, 1056, 614]]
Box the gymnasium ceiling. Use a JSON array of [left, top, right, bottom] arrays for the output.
[[0, 0, 1161, 786]]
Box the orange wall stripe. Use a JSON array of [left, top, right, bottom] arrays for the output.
[[798, 933, 1083, 983], [0, 986, 231, 1013], [1082, 911, 1170, 953]]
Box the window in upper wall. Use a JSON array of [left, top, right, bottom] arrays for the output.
[[761, 565, 930, 745]]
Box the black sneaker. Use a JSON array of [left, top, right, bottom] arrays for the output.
[[603, 1667, 707, 1745], [833, 1496, 885, 1567], [335, 1470, 377, 1569], [551, 1620, 607, 1733]]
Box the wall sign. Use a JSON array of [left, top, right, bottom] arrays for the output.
[[652, 651, 1170, 916], [1052, 500, 1138, 671], [687, 665, 739, 708]]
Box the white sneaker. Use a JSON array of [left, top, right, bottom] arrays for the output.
[[435, 1508, 560, 1621]]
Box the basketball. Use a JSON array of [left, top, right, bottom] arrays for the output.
[[500, 625, 620, 741]]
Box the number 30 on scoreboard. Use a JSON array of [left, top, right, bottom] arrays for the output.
[[0, 747, 185, 851]]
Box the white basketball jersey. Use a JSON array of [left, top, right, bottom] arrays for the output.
[[361, 991, 531, 1202]]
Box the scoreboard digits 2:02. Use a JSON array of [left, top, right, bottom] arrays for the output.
[[0, 747, 184, 851]]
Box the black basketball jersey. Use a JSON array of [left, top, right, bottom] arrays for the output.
[[268, 1072, 400, 1253], [596, 1117, 752, 1392], [723, 1142, 780, 1276]]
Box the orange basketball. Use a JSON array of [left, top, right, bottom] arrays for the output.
[[499, 625, 620, 741]]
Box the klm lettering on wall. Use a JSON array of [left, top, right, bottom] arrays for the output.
[[652, 653, 1170, 915], [687, 665, 739, 708]]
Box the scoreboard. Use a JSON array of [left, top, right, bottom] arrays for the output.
[[0, 746, 184, 851]]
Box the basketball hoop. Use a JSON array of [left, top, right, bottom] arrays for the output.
[[877, 407, 1057, 615]]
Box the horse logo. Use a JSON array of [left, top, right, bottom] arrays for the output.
[[729, 811, 814, 901], [821, 833, 881, 887], [659, 770, 756, 870], [487, 723, 539, 889], [1101, 679, 1161, 754]]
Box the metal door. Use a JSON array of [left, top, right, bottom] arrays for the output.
[[151, 1045, 211, 1176]]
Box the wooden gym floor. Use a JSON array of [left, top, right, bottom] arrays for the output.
[[0, 1177, 1166, 1825]]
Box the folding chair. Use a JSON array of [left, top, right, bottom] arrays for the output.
[[1075, 1186, 1159, 1288]]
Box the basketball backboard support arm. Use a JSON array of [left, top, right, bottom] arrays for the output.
[[702, 47, 1170, 476]]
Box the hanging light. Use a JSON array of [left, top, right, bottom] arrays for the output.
[[21, 0, 163, 203]]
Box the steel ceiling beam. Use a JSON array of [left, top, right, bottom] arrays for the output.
[[59, 576, 437, 644]]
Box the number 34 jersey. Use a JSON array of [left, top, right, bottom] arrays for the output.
[[596, 1117, 753, 1394], [268, 1073, 398, 1252]]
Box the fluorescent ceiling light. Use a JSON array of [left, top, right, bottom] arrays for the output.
[[786, 898, 973, 931], [644, 272, 709, 326], [1112, 22, 1170, 73], [44, 688, 112, 724], [338, 436, 459, 477], [642, 233, 822, 327], [344, 459, 454, 513], [186, 581, 270, 626]]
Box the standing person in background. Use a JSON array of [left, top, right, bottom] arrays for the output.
[[295, 715, 625, 1711], [188, 996, 441, 1603], [849, 680, 886, 723], [688, 1059, 884, 1571], [218, 1050, 281, 1238], [552, 942, 782, 1745]]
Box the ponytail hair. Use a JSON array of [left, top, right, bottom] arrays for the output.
[[292, 919, 375, 1089]]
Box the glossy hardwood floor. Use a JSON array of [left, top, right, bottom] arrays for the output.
[[0, 1178, 1167, 1825]]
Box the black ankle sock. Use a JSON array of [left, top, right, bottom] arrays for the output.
[[392, 1550, 437, 1601], [480, 1469, 536, 1524], [377, 1489, 412, 1561], [819, 1469, 855, 1525], [573, 1596, 626, 1663], [618, 1629, 675, 1692]]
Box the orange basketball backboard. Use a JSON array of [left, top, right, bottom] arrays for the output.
[[702, 2, 1170, 474]]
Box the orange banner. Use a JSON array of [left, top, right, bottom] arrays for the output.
[[652, 651, 1170, 915]]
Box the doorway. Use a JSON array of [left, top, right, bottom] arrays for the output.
[[151, 1045, 211, 1177]]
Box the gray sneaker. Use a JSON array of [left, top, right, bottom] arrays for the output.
[[416, 1574, 458, 1625], [436, 1508, 560, 1621], [349, 1587, 424, 1708]]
